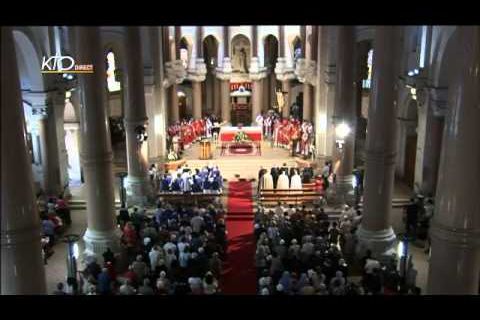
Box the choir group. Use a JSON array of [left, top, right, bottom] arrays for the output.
[[255, 112, 315, 158]]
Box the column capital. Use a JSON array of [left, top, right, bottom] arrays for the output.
[[275, 57, 295, 81], [216, 57, 232, 81], [187, 58, 207, 82], [295, 58, 317, 86], [249, 57, 267, 81], [23, 90, 65, 118], [164, 59, 186, 87]]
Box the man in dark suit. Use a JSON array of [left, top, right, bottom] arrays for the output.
[[302, 165, 314, 183], [280, 163, 289, 175], [289, 167, 296, 179], [271, 165, 280, 189]]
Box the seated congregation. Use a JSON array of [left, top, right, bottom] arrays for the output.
[[254, 203, 420, 295], [76, 200, 227, 295]]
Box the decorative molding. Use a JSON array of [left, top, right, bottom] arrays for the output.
[[324, 64, 336, 84], [248, 57, 267, 81], [295, 58, 317, 86], [428, 86, 448, 117], [274, 57, 295, 81], [187, 58, 207, 82], [430, 221, 480, 248]]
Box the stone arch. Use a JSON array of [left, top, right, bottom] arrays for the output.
[[203, 35, 219, 115], [431, 27, 457, 88], [12, 30, 45, 91], [263, 35, 280, 111], [179, 36, 192, 69], [263, 34, 279, 68], [291, 36, 303, 61]]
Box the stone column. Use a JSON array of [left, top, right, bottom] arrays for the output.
[[170, 85, 179, 123], [124, 27, 149, 206], [414, 90, 445, 196], [302, 26, 313, 121], [263, 76, 270, 112], [150, 27, 168, 161], [356, 26, 398, 257], [218, 72, 231, 123], [193, 80, 202, 119], [303, 83, 312, 121], [218, 27, 232, 124], [163, 27, 179, 124], [314, 26, 329, 157], [29, 92, 63, 197], [213, 77, 221, 117], [282, 80, 291, 118], [75, 27, 119, 258], [1, 26, 47, 295], [251, 79, 262, 122], [331, 26, 356, 204], [50, 90, 70, 196], [427, 26, 480, 295]]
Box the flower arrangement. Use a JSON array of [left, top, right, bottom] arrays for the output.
[[233, 130, 251, 143], [166, 150, 179, 162]]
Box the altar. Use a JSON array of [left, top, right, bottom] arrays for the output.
[[219, 126, 262, 156]]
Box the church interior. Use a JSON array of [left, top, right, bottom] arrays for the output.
[[1, 25, 479, 295]]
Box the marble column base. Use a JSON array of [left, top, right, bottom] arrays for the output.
[[356, 225, 397, 262], [83, 228, 121, 261], [327, 174, 356, 206], [125, 175, 151, 206]]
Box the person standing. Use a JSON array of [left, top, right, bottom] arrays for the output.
[[271, 165, 280, 189], [258, 166, 267, 192], [405, 198, 419, 240]]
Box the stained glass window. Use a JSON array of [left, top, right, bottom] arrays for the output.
[[106, 51, 121, 92]]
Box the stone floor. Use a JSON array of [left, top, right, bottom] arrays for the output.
[[44, 140, 430, 294]]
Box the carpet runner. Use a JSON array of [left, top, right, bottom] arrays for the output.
[[221, 181, 256, 294]]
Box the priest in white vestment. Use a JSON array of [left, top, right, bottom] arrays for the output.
[[276, 171, 290, 190], [260, 171, 274, 190], [290, 169, 303, 194]]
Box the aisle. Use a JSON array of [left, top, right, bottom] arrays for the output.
[[221, 181, 256, 294]]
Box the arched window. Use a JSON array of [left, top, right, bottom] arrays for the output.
[[362, 49, 373, 89], [106, 50, 121, 92]]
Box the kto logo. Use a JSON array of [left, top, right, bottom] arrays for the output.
[[41, 55, 94, 74]]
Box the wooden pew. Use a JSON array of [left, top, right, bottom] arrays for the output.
[[258, 186, 324, 206], [157, 192, 222, 206]]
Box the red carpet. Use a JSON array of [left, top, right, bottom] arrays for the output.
[[221, 181, 256, 294]]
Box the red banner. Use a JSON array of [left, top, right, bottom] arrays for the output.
[[230, 82, 252, 92]]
